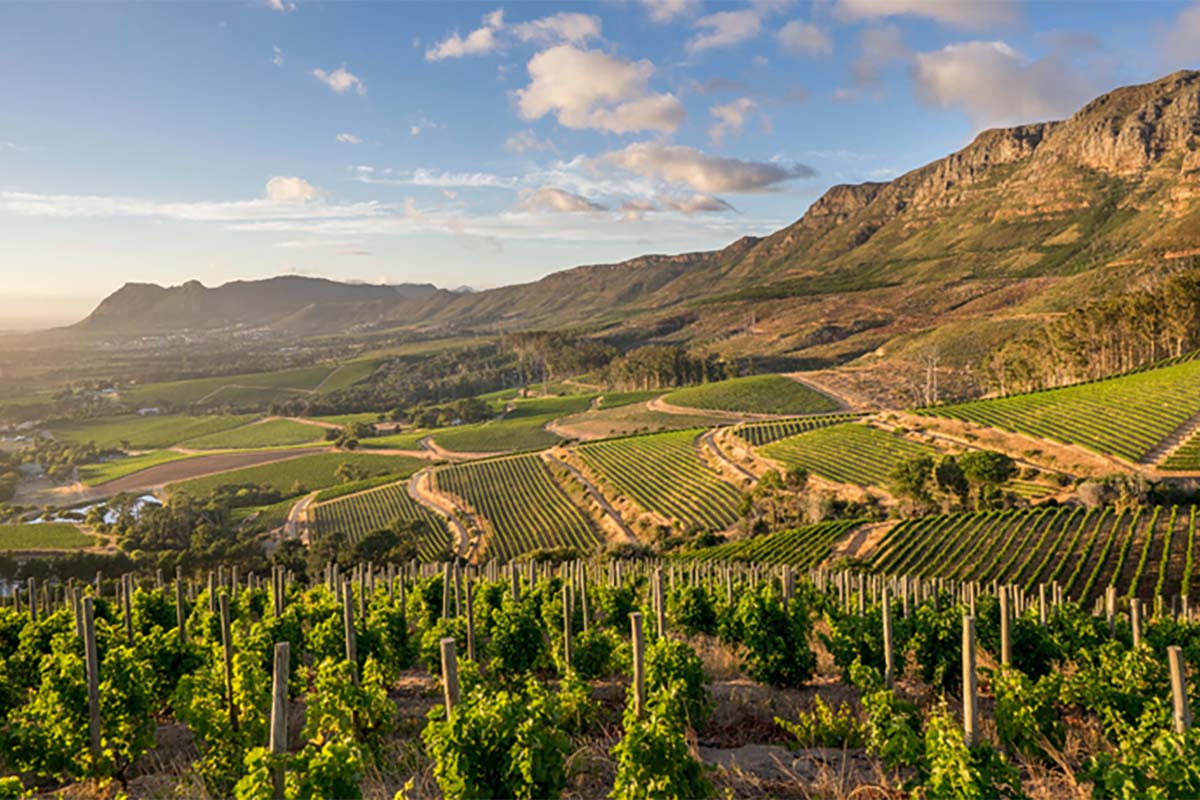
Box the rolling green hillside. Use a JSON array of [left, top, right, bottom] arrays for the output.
[[664, 375, 841, 415]]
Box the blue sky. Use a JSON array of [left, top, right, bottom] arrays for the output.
[[1, 0, 1198, 326]]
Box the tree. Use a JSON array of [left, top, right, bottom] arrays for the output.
[[933, 456, 969, 507], [958, 450, 1016, 486], [890, 456, 934, 504]]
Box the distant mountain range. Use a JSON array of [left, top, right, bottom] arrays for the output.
[[75, 71, 1200, 377]]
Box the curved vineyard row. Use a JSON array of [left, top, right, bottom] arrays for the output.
[[1162, 429, 1200, 471], [917, 360, 1200, 462], [732, 413, 860, 447], [432, 454, 599, 562], [677, 519, 862, 566], [868, 505, 1200, 604], [760, 423, 935, 487], [576, 429, 741, 531], [310, 482, 451, 561]]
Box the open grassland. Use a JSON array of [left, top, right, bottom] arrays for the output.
[[179, 418, 326, 450], [170, 452, 424, 498], [50, 413, 255, 450], [732, 413, 862, 447], [433, 454, 598, 561], [122, 364, 336, 407], [0, 523, 93, 551], [664, 375, 841, 415], [678, 519, 862, 566], [577, 429, 741, 531], [761, 423, 936, 488], [870, 505, 1199, 605], [918, 360, 1200, 462], [597, 390, 666, 408], [430, 394, 595, 454], [1163, 431, 1200, 471], [79, 450, 196, 486], [363, 430, 428, 450], [311, 483, 451, 561]]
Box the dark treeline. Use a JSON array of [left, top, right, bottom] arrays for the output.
[[603, 344, 735, 390], [985, 265, 1200, 394]]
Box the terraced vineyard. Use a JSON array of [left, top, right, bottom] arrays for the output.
[[179, 418, 326, 450], [760, 423, 936, 487], [433, 454, 599, 561], [664, 374, 841, 415], [868, 505, 1200, 604], [310, 482, 451, 561], [678, 519, 862, 566], [918, 360, 1200, 462], [1162, 430, 1200, 471], [576, 429, 740, 530], [732, 413, 861, 447]]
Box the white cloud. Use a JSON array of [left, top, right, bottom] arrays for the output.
[[688, 10, 763, 52], [516, 45, 685, 134], [265, 176, 323, 203], [853, 25, 910, 84], [0, 141, 24, 152], [312, 66, 366, 95], [912, 40, 1100, 129], [335, 132, 362, 144], [272, 46, 284, 67], [425, 9, 504, 61], [1158, 3, 1200, 69], [267, 0, 295, 13], [512, 13, 602, 45], [517, 186, 607, 213], [352, 166, 518, 190], [777, 21, 832, 57], [505, 129, 556, 153], [835, 0, 1018, 29], [709, 97, 758, 144], [601, 142, 815, 193], [640, 0, 700, 23], [659, 193, 735, 214]]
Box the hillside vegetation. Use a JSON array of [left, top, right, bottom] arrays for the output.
[[664, 375, 841, 415]]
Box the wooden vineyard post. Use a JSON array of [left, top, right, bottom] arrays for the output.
[[653, 567, 666, 637], [27, 577, 36, 624], [1169, 646, 1191, 733], [441, 563, 451, 619], [882, 586, 895, 687], [511, 565, 521, 602], [440, 637, 460, 716], [219, 594, 238, 731], [269, 642, 290, 800], [782, 566, 794, 610], [122, 574, 134, 644], [1106, 586, 1117, 636], [82, 597, 102, 766], [1039, 584, 1047, 627], [999, 585, 1011, 667], [342, 580, 358, 684], [1131, 599, 1143, 648], [580, 571, 590, 632], [465, 578, 476, 662], [631, 612, 646, 719], [207, 571, 216, 614], [175, 566, 187, 645], [962, 614, 978, 747], [562, 583, 572, 673]]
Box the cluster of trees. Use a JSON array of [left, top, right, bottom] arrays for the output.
[[985, 266, 1200, 394], [735, 468, 884, 538], [501, 331, 617, 386], [890, 450, 1018, 513], [24, 435, 121, 483], [288, 517, 426, 578], [403, 397, 493, 428], [603, 345, 735, 391], [0, 450, 18, 503]]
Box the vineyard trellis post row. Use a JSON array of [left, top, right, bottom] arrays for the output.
[[1132, 599, 1143, 648], [631, 612, 646, 719], [882, 585, 895, 688], [999, 586, 1011, 667], [269, 641, 290, 800], [440, 637, 459, 716], [1169, 646, 1192, 733], [83, 596, 102, 765], [962, 614, 978, 747], [219, 593, 238, 732]]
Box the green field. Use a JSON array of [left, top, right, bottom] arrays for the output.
[[232, 498, 298, 531], [597, 390, 666, 408], [870, 505, 1199, 604], [315, 359, 379, 394], [179, 418, 327, 450], [664, 375, 841, 415], [678, 519, 862, 566], [732, 413, 861, 447], [577, 429, 741, 531], [363, 430, 428, 450], [0, 523, 94, 551], [314, 412, 388, 427], [919, 360, 1200, 462], [761, 423, 936, 488], [170, 452, 424, 498], [122, 364, 335, 407], [430, 394, 595, 454], [1163, 431, 1200, 471], [433, 454, 599, 561], [78, 450, 196, 486], [310, 483, 451, 561], [50, 413, 256, 450]]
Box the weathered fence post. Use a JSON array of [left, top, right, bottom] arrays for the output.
[[653, 568, 665, 637], [269, 642, 289, 800], [440, 637, 460, 716], [962, 614, 978, 747], [999, 585, 1011, 667], [175, 566, 187, 645], [562, 583, 572, 673], [219, 594, 238, 731], [465, 578, 476, 662], [631, 612, 646, 719], [82, 597, 102, 764], [342, 580, 358, 684], [1131, 598, 1143, 648], [1169, 645, 1191, 733], [27, 577, 37, 624], [882, 586, 895, 688]]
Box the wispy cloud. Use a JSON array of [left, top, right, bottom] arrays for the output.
[[312, 65, 366, 95]]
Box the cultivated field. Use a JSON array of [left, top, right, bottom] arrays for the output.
[[732, 413, 861, 447], [49, 413, 255, 450], [679, 519, 862, 566], [309, 483, 451, 560], [577, 429, 741, 531], [760, 422, 936, 487], [0, 523, 93, 551], [664, 375, 842, 415], [169, 452, 424, 498], [430, 395, 594, 454], [179, 418, 326, 450], [78, 450, 195, 486]]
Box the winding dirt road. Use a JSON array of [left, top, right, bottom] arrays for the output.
[[408, 468, 472, 558], [543, 453, 637, 543]]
